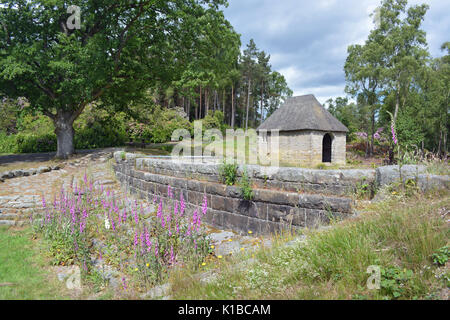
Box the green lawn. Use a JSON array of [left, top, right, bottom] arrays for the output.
[[0, 226, 69, 300]]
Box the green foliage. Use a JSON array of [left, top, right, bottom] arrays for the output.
[[202, 111, 226, 132], [239, 167, 254, 201], [74, 107, 127, 149], [0, 227, 69, 299], [0, 0, 233, 156], [355, 177, 375, 199], [0, 132, 18, 154], [431, 246, 449, 266], [395, 109, 425, 149], [128, 105, 191, 144], [380, 266, 415, 299], [218, 160, 239, 186]]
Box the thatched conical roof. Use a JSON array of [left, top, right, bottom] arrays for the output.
[[257, 94, 349, 133]]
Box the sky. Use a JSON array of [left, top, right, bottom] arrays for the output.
[[222, 0, 450, 104]]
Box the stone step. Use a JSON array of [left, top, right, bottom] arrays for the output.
[[0, 213, 22, 220], [0, 220, 17, 226]]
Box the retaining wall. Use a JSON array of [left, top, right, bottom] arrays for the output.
[[112, 152, 449, 235]]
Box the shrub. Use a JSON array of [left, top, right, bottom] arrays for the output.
[[33, 177, 211, 289], [15, 132, 57, 153], [0, 132, 18, 154], [218, 160, 239, 186], [239, 167, 254, 201], [128, 106, 191, 144], [432, 246, 449, 266]]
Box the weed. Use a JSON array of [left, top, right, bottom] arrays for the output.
[[218, 160, 239, 186]]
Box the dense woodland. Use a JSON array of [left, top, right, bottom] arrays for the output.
[[0, 0, 448, 162]]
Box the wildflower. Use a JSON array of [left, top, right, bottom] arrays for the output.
[[134, 230, 138, 247], [104, 214, 111, 230], [218, 255, 223, 259], [248, 231, 253, 235], [228, 239, 233, 242], [146, 263, 150, 268], [110, 216, 116, 231], [145, 228, 152, 252], [168, 185, 173, 198], [202, 262, 206, 266], [174, 201, 179, 216], [157, 201, 163, 219], [135, 268, 138, 272], [202, 194, 208, 215], [133, 207, 139, 225], [170, 246, 174, 264], [210, 245, 215, 249], [122, 277, 127, 291], [42, 196, 46, 209], [241, 248, 245, 251], [180, 194, 185, 216]]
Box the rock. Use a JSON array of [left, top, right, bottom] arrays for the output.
[[51, 165, 61, 171], [0, 178, 4, 183], [5, 171, 14, 179], [0, 220, 15, 226], [199, 271, 218, 284], [376, 165, 426, 187], [37, 166, 51, 174], [141, 283, 170, 300], [209, 230, 235, 243], [12, 170, 24, 177]]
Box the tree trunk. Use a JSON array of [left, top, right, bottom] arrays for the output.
[[260, 81, 264, 124], [205, 88, 209, 116], [231, 85, 235, 128], [246, 78, 251, 131], [199, 86, 202, 119], [370, 109, 375, 157], [54, 112, 75, 159], [222, 89, 226, 115]]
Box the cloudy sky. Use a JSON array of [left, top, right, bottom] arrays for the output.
[[223, 0, 449, 104]]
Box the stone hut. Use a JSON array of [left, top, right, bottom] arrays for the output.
[[257, 94, 349, 166]]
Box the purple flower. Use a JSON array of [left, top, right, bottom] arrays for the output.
[[180, 194, 185, 216], [134, 230, 138, 248], [202, 194, 208, 215]]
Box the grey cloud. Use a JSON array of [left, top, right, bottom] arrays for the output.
[[224, 0, 449, 103]]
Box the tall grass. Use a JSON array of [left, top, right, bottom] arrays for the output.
[[170, 191, 449, 300]]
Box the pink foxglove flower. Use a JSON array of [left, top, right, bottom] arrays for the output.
[[180, 194, 185, 216], [202, 194, 208, 215]]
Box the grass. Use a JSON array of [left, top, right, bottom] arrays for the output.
[[426, 160, 450, 176], [0, 159, 64, 172], [0, 226, 70, 299], [169, 190, 449, 300]]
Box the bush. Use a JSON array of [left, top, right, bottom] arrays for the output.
[[128, 105, 191, 144], [15, 132, 57, 153], [239, 167, 254, 201], [0, 132, 18, 154], [74, 106, 128, 149], [218, 160, 239, 186]]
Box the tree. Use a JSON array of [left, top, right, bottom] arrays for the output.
[[377, 0, 429, 126], [240, 39, 258, 130], [0, 0, 227, 158], [344, 40, 384, 157]]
